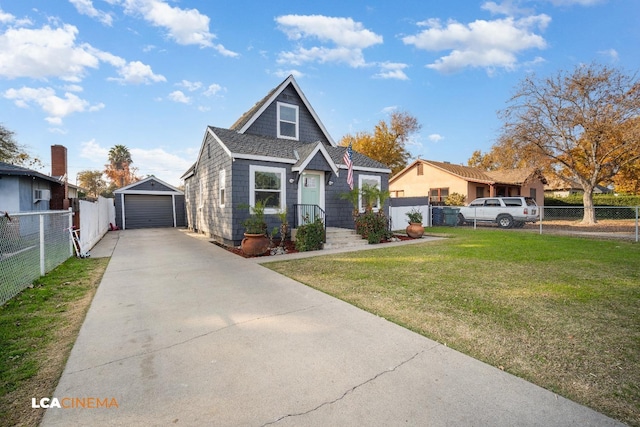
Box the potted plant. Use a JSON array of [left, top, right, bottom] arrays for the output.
[[241, 200, 270, 256], [406, 208, 424, 238]]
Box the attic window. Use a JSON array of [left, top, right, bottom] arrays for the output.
[[277, 102, 298, 140]]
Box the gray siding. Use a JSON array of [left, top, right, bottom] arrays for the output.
[[174, 195, 186, 227], [19, 177, 52, 212], [127, 179, 174, 192], [325, 170, 390, 229], [245, 85, 330, 145], [185, 132, 233, 243], [305, 152, 333, 172]]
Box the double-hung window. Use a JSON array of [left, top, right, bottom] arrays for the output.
[[277, 102, 298, 140], [249, 165, 286, 213]]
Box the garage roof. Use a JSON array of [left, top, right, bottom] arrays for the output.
[[114, 176, 183, 195]]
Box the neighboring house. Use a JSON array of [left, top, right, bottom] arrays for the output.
[[181, 75, 391, 246], [389, 159, 547, 206], [0, 161, 64, 213], [544, 176, 612, 197], [114, 176, 185, 230]]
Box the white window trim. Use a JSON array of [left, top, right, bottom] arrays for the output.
[[277, 102, 299, 140], [198, 180, 204, 209], [219, 169, 226, 207], [249, 165, 286, 214], [358, 174, 382, 213]]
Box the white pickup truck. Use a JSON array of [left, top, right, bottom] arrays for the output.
[[457, 197, 539, 229]]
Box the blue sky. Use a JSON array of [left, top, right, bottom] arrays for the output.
[[1, 0, 638, 187]]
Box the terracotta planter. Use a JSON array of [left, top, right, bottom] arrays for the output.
[[241, 233, 270, 256], [406, 223, 424, 238]]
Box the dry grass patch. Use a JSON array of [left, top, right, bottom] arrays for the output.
[[265, 228, 640, 426]]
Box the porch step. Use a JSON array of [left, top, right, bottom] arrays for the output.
[[322, 227, 369, 250]]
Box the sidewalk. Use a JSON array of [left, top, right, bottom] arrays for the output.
[[41, 228, 622, 426]]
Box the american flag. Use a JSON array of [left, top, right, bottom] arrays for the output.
[[343, 142, 354, 190]]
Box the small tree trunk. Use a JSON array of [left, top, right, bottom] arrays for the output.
[[581, 188, 597, 225]]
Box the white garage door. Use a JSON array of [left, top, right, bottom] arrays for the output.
[[124, 194, 174, 229]]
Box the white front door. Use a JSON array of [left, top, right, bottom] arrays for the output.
[[299, 171, 324, 224]]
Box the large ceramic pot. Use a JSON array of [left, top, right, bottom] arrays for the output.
[[241, 233, 270, 256], [406, 223, 424, 239]]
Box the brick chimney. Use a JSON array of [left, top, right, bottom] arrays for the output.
[[50, 145, 68, 210]]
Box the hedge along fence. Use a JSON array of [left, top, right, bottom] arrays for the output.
[[544, 195, 640, 220], [545, 194, 640, 206]]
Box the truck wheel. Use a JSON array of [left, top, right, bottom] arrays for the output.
[[457, 213, 466, 226], [497, 214, 514, 229]]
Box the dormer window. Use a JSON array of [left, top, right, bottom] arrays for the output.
[[277, 102, 298, 140]]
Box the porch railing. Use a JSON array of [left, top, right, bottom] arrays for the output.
[[293, 204, 326, 241]]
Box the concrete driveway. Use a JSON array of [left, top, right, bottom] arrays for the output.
[[41, 228, 622, 426]]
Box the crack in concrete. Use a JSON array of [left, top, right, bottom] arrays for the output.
[[66, 303, 327, 374], [260, 348, 428, 426]]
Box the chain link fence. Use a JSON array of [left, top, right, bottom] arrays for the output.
[[434, 205, 639, 242], [537, 206, 639, 241], [0, 210, 73, 305]]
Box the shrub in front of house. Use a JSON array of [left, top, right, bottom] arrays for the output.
[[355, 211, 391, 244], [295, 218, 325, 252]]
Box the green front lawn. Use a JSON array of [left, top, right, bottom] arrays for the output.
[[0, 257, 108, 427], [265, 228, 640, 426]]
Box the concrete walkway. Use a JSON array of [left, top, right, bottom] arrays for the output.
[[41, 228, 622, 426]]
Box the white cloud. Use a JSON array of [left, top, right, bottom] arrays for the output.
[[374, 62, 409, 80], [274, 69, 304, 79], [64, 84, 84, 92], [168, 90, 190, 103], [481, 1, 533, 16], [80, 139, 193, 186], [203, 83, 223, 97], [276, 15, 383, 48], [4, 86, 104, 124], [403, 14, 550, 73], [275, 15, 382, 68], [544, 0, 605, 5], [381, 106, 398, 114], [80, 139, 109, 161], [428, 134, 444, 142], [119, 0, 238, 56], [108, 60, 166, 84], [177, 80, 202, 91], [0, 24, 99, 81], [598, 48, 619, 62], [0, 8, 15, 24], [0, 23, 165, 85], [69, 0, 113, 26]]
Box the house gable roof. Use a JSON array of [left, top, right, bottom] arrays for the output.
[[230, 75, 336, 146], [114, 176, 183, 195], [184, 127, 389, 177], [390, 159, 543, 186], [292, 141, 339, 176], [0, 161, 63, 184]]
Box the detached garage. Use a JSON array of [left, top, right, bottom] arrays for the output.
[[114, 176, 185, 230]]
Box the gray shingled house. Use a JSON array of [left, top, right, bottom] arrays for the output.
[[181, 75, 391, 246]]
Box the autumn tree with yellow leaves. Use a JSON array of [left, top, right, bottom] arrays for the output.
[[496, 63, 640, 224], [339, 111, 421, 176]]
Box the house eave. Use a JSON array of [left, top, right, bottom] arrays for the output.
[[292, 142, 340, 176], [230, 153, 297, 164]]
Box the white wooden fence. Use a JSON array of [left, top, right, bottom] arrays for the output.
[[79, 196, 115, 252]]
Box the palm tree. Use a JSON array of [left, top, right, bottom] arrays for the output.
[[106, 145, 134, 187]]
